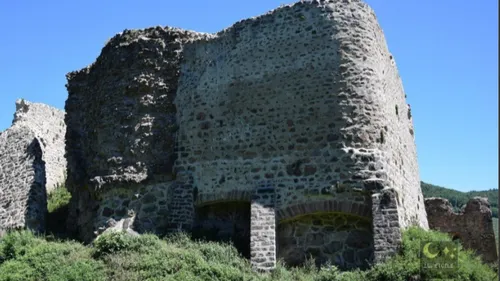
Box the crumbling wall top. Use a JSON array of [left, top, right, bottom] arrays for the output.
[[64, 26, 211, 194], [425, 197, 497, 263], [9, 99, 66, 193]]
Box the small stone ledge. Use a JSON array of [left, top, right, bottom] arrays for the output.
[[277, 199, 371, 222]]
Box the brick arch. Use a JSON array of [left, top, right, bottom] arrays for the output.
[[194, 190, 252, 206], [276, 200, 371, 222]]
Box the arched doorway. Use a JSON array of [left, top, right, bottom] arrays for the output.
[[192, 201, 251, 258], [277, 212, 373, 270]]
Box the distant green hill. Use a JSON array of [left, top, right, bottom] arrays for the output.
[[421, 181, 498, 218]]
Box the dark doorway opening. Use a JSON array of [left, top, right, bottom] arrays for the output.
[[192, 201, 251, 259], [451, 233, 462, 244]]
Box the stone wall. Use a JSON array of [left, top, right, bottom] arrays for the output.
[[65, 0, 428, 270], [176, 0, 389, 213], [93, 182, 173, 235], [11, 99, 66, 193], [425, 197, 498, 264], [278, 212, 373, 269], [0, 125, 47, 233], [174, 0, 427, 267], [0, 99, 65, 234], [368, 16, 427, 230], [65, 26, 210, 241], [371, 188, 402, 263]]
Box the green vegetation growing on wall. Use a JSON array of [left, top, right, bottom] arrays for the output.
[[47, 185, 71, 213], [46, 185, 72, 238], [0, 227, 496, 281]]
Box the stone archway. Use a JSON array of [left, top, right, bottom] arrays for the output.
[[276, 200, 373, 270], [192, 201, 251, 258]]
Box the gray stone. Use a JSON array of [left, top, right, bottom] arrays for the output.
[[11, 99, 66, 193], [325, 241, 343, 254], [346, 230, 372, 249], [0, 126, 47, 233], [60, 0, 432, 273], [425, 197, 498, 263]]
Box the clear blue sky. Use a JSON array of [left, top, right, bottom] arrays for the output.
[[0, 0, 497, 192]]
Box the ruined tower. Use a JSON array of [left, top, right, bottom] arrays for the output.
[[65, 0, 428, 271]]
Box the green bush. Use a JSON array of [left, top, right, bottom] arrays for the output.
[[95, 231, 256, 281], [0, 230, 38, 263], [92, 232, 162, 258], [367, 227, 497, 281], [0, 227, 497, 281], [47, 185, 71, 213], [0, 230, 106, 281]]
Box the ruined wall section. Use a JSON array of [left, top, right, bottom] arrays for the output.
[[0, 125, 47, 233], [0, 99, 64, 233], [173, 0, 429, 266], [425, 197, 498, 264], [65, 26, 210, 241], [369, 16, 428, 229], [175, 0, 425, 222], [66, 27, 209, 191], [11, 99, 66, 193], [65, 0, 428, 263], [176, 1, 388, 211]]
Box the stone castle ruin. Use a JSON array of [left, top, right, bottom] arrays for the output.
[[0, 0, 496, 271], [425, 197, 498, 264], [0, 100, 66, 233], [64, 0, 428, 270]]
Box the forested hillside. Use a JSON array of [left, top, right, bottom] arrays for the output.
[[421, 181, 498, 218]]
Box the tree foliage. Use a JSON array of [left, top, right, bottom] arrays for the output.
[[421, 181, 498, 218]]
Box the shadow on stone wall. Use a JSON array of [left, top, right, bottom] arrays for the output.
[[192, 201, 251, 259], [46, 204, 70, 239], [277, 212, 373, 270], [24, 138, 47, 234]]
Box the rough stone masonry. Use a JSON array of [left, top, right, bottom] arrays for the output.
[[65, 0, 429, 271], [0, 99, 66, 234], [425, 197, 498, 264]]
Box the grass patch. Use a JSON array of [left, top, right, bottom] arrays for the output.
[[0, 231, 106, 281], [1, 227, 497, 281]]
